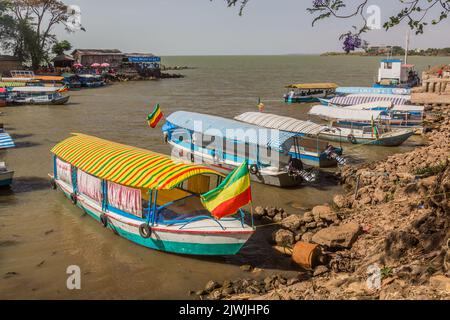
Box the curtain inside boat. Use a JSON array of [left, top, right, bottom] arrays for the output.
[[56, 158, 72, 185], [77, 170, 102, 203], [107, 182, 142, 217]]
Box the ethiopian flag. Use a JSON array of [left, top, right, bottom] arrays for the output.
[[201, 160, 252, 219], [147, 104, 163, 128], [371, 115, 379, 139], [57, 85, 69, 93]]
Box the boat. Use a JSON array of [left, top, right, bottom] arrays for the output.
[[284, 83, 337, 103], [234, 112, 345, 167], [162, 111, 316, 187], [308, 105, 414, 146], [0, 88, 6, 107], [335, 86, 411, 96], [8, 86, 70, 105], [50, 133, 254, 256], [0, 162, 14, 187], [61, 73, 82, 89], [0, 131, 15, 149], [77, 74, 105, 88], [33, 75, 66, 87], [323, 93, 410, 107], [375, 58, 420, 88]]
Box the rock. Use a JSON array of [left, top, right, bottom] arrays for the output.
[[273, 213, 283, 222], [272, 229, 295, 246], [312, 205, 338, 223], [373, 188, 386, 203], [429, 275, 450, 293], [385, 231, 419, 260], [240, 264, 253, 272], [313, 265, 329, 277], [222, 287, 234, 296], [344, 281, 368, 295], [333, 194, 347, 208], [287, 277, 300, 286], [302, 211, 314, 223], [301, 232, 314, 243], [312, 222, 362, 249], [305, 222, 317, 229], [266, 207, 277, 218], [281, 214, 302, 231], [195, 290, 206, 296], [205, 280, 220, 293], [208, 289, 222, 300], [254, 206, 265, 218]]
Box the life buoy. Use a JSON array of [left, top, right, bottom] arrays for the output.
[[70, 193, 77, 205], [250, 164, 259, 174], [139, 223, 152, 238], [50, 178, 57, 190], [100, 214, 108, 228], [347, 134, 357, 144]]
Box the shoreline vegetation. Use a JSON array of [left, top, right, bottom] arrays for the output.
[[193, 102, 450, 301], [321, 47, 450, 57]]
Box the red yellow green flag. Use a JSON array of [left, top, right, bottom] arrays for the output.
[[147, 103, 163, 128], [201, 160, 252, 219], [57, 85, 69, 93]]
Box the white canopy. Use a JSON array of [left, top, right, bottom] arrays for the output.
[[392, 105, 424, 112], [234, 112, 328, 136], [11, 86, 61, 93], [344, 100, 393, 110], [308, 105, 382, 121]]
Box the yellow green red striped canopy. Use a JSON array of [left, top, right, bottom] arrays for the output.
[[51, 134, 222, 190]]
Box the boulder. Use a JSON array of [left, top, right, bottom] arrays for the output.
[[281, 214, 302, 231], [205, 280, 220, 293], [301, 232, 314, 243], [312, 222, 361, 249], [312, 205, 338, 223], [254, 206, 266, 218], [302, 211, 314, 223], [429, 275, 450, 293], [272, 229, 295, 246], [373, 188, 386, 203], [313, 265, 329, 277], [333, 194, 347, 208]]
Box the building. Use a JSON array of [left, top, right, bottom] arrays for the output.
[[377, 59, 419, 86], [0, 55, 22, 76], [52, 54, 75, 69], [71, 49, 124, 68]]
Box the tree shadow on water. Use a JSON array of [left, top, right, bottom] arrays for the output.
[[5, 176, 51, 194]]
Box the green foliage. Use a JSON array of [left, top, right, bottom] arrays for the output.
[[413, 162, 447, 177], [380, 266, 393, 279], [52, 40, 72, 55]]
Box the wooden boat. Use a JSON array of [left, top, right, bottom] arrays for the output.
[[0, 162, 14, 187], [162, 111, 316, 187], [308, 105, 414, 146], [50, 134, 254, 256], [234, 112, 345, 167], [9, 87, 69, 105], [284, 83, 337, 103], [78, 74, 105, 88]]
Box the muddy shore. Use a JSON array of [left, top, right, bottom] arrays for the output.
[[196, 104, 450, 300]]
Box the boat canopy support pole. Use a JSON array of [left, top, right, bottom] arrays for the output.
[[146, 190, 153, 225], [151, 190, 158, 226], [239, 209, 245, 228], [53, 155, 58, 180]]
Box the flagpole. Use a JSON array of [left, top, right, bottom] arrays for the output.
[[250, 201, 254, 229]]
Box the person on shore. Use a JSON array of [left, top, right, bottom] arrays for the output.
[[437, 68, 443, 78]]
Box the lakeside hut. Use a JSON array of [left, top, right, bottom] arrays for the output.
[[0, 55, 23, 76], [72, 49, 125, 68], [52, 54, 75, 70]]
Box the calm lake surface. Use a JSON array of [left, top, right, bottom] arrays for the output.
[[0, 55, 447, 299]]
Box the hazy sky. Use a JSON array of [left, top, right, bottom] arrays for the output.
[[54, 0, 450, 55]]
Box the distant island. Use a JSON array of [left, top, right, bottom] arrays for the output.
[[322, 46, 450, 57]]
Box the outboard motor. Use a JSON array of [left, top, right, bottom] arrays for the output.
[[287, 158, 317, 182], [324, 145, 346, 166]]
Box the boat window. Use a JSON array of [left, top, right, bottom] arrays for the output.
[[107, 182, 142, 218], [385, 62, 393, 69], [56, 158, 72, 185], [77, 170, 102, 204]]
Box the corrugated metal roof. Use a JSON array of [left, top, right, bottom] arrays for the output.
[[330, 95, 409, 106], [165, 111, 296, 151], [234, 112, 327, 136], [0, 133, 15, 149], [309, 105, 382, 121]]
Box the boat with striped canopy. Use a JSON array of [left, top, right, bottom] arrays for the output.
[[162, 111, 317, 187], [320, 93, 410, 107], [50, 134, 254, 255], [284, 83, 337, 103], [0, 132, 15, 149], [234, 112, 345, 167]]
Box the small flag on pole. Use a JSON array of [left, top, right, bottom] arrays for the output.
[[57, 85, 69, 93], [257, 97, 264, 112], [147, 103, 163, 128], [371, 115, 379, 139]]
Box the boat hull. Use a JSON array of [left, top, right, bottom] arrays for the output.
[[318, 130, 414, 146], [55, 179, 253, 255], [0, 171, 13, 187]]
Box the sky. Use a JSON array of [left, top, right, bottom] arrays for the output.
[[53, 0, 450, 55]]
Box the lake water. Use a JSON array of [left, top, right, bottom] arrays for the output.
[[0, 55, 447, 299]]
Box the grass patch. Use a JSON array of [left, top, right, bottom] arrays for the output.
[[380, 266, 394, 279], [413, 162, 447, 177]]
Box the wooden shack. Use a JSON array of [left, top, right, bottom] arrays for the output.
[[72, 49, 124, 68], [0, 55, 22, 76]]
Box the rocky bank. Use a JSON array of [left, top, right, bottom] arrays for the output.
[[196, 104, 450, 300]]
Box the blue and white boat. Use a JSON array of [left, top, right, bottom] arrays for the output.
[[163, 111, 316, 187], [308, 105, 415, 146], [77, 74, 105, 88], [0, 131, 15, 149], [51, 134, 254, 256], [335, 86, 411, 96], [323, 93, 410, 107], [0, 162, 13, 187], [234, 112, 345, 167]]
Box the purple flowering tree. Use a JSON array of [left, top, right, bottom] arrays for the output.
[[221, 0, 450, 53]]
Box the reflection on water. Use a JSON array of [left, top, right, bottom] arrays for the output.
[[0, 55, 443, 299]]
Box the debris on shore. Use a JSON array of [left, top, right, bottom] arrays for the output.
[[197, 104, 450, 300]]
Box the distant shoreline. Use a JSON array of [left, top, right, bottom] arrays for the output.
[[321, 51, 450, 57]]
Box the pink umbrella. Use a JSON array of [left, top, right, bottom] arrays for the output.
[[91, 63, 100, 68], [100, 63, 110, 68], [73, 63, 83, 68]]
